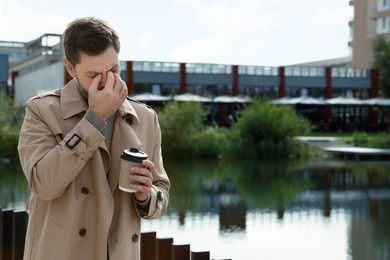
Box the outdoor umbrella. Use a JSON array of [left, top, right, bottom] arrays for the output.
[[327, 97, 364, 106], [131, 92, 171, 102], [362, 97, 390, 106], [285, 96, 328, 105], [213, 95, 253, 103], [173, 93, 212, 102], [269, 97, 291, 105]]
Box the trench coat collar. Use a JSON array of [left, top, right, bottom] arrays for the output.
[[60, 78, 139, 124]]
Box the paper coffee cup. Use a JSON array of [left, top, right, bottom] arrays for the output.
[[119, 148, 148, 192]]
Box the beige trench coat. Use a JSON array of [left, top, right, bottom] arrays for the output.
[[18, 79, 170, 260]]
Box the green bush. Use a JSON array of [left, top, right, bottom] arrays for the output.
[[158, 101, 235, 159], [158, 101, 208, 158], [0, 127, 20, 163], [371, 133, 390, 149], [0, 98, 23, 163], [352, 132, 369, 147], [191, 126, 228, 159], [158, 101, 312, 160], [352, 132, 390, 149], [225, 102, 312, 159]]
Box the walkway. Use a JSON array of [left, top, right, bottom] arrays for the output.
[[322, 146, 390, 161], [296, 136, 390, 160]]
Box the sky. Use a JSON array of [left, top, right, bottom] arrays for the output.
[[0, 0, 351, 67]]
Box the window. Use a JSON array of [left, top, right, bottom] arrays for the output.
[[376, 16, 390, 34], [378, 0, 390, 11]]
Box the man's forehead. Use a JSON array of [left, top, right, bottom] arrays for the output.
[[76, 47, 119, 72]]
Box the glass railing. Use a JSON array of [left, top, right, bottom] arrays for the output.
[[238, 65, 278, 76], [185, 63, 232, 74], [285, 66, 326, 77], [331, 67, 369, 78], [132, 61, 181, 73], [122, 60, 371, 79]]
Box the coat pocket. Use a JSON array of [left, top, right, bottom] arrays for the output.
[[37, 220, 63, 260]]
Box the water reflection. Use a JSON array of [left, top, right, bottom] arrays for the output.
[[161, 159, 390, 259], [0, 163, 29, 210], [2, 159, 390, 259]]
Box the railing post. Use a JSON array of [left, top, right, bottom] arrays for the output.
[[13, 211, 28, 260], [2, 209, 13, 260], [141, 232, 157, 260], [156, 237, 173, 260], [0, 211, 225, 260], [171, 244, 190, 260], [191, 251, 210, 260], [0, 209, 3, 259]]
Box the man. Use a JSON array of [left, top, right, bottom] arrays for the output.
[[18, 17, 170, 260]]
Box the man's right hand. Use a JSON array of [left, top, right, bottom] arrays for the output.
[[88, 71, 128, 120]]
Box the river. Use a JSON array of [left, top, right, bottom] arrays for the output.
[[1, 158, 390, 259]]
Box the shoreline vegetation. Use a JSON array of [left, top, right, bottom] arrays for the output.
[[1, 99, 390, 163]]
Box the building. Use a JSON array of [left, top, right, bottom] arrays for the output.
[[0, 34, 63, 99], [1, 41, 377, 106], [0, 2, 387, 131], [348, 0, 390, 68]]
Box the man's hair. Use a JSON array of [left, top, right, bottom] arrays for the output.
[[63, 17, 120, 64]]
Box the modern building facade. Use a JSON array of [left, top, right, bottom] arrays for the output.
[[348, 0, 390, 68], [0, 33, 377, 106], [0, 1, 388, 131]]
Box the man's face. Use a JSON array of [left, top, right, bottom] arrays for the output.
[[65, 46, 120, 92]]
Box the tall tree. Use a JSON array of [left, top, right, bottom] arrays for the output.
[[373, 36, 390, 97]]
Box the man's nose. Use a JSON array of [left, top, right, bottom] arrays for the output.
[[99, 72, 108, 87]]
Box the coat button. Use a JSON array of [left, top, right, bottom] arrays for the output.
[[81, 187, 89, 194], [132, 234, 139, 242], [79, 228, 87, 237]]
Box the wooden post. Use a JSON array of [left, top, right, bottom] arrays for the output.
[[278, 67, 285, 98], [0, 212, 221, 260], [180, 63, 187, 94], [141, 232, 157, 260], [10, 71, 19, 100], [232, 65, 239, 96], [0, 209, 3, 259], [13, 211, 28, 260], [191, 251, 210, 260], [156, 237, 174, 260], [127, 61, 134, 95], [2, 209, 13, 260], [171, 244, 190, 260]]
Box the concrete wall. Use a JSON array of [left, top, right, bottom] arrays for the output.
[[15, 62, 64, 105]]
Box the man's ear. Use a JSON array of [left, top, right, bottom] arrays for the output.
[[64, 58, 76, 78]]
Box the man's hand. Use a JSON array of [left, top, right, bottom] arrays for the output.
[[130, 160, 154, 202], [88, 72, 128, 120]]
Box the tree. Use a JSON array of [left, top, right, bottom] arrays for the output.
[[373, 36, 390, 97]]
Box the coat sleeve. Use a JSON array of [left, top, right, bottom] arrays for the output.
[[18, 97, 104, 201], [138, 110, 170, 219]]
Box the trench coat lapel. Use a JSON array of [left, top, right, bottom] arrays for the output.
[[108, 100, 142, 193]]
